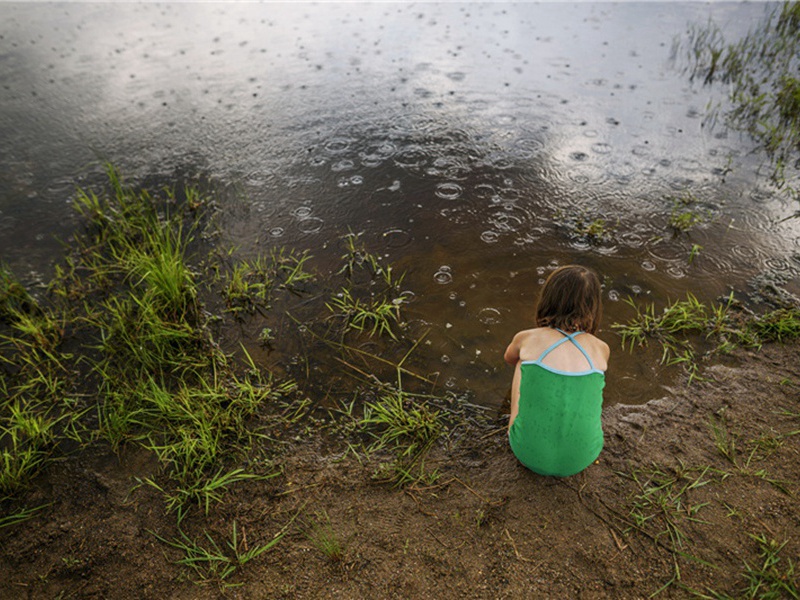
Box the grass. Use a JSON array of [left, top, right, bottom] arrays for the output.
[[620, 461, 721, 596], [360, 386, 443, 486], [0, 503, 49, 530], [0, 263, 37, 319], [223, 256, 274, 316], [152, 520, 284, 587], [611, 293, 800, 383], [553, 209, 616, 244], [620, 402, 799, 598], [327, 287, 405, 339], [748, 307, 800, 342], [625, 463, 713, 550], [668, 192, 707, 235], [222, 248, 315, 316], [326, 231, 408, 340], [1, 165, 306, 523], [708, 413, 794, 494], [689, 244, 703, 265], [338, 230, 403, 289], [693, 533, 798, 599], [2, 164, 409, 556], [303, 510, 346, 562], [678, 1, 800, 200]]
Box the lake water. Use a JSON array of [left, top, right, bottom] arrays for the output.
[[1, 2, 798, 409]]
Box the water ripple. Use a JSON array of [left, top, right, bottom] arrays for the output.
[[323, 137, 352, 154], [433, 265, 453, 285], [480, 230, 500, 244], [292, 206, 312, 219], [477, 307, 502, 325], [296, 217, 324, 233], [435, 182, 463, 200], [382, 228, 412, 248], [394, 146, 429, 168]]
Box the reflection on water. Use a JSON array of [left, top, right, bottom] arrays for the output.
[[1, 2, 798, 409]]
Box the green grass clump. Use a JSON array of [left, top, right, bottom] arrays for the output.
[[612, 294, 800, 374], [222, 248, 315, 316], [153, 520, 284, 588], [695, 533, 798, 599], [610, 292, 797, 383], [1, 262, 77, 495], [0, 263, 37, 319], [0, 165, 307, 522], [360, 387, 442, 486], [747, 307, 800, 342], [326, 231, 407, 340], [553, 209, 616, 244], [338, 231, 401, 286], [668, 192, 708, 235], [327, 287, 405, 339], [303, 510, 346, 563], [613, 293, 739, 382], [679, 1, 800, 199]]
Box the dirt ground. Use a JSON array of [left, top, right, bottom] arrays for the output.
[[1, 343, 799, 599]]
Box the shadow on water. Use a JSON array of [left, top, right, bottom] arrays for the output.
[[1, 2, 799, 411]]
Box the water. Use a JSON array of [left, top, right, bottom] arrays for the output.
[[1, 2, 798, 408]]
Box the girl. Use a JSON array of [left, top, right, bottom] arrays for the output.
[[504, 265, 610, 477]]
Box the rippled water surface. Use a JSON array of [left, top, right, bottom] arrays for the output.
[[1, 2, 799, 408]]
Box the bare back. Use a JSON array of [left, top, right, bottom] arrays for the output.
[[505, 327, 609, 430], [504, 327, 609, 372]]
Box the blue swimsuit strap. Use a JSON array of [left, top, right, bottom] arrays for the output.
[[535, 328, 596, 370]]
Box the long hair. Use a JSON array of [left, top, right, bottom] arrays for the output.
[[535, 265, 603, 334]]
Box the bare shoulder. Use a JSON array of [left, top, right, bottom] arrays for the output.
[[511, 327, 546, 342], [577, 333, 610, 369], [513, 327, 561, 361], [512, 327, 553, 347]]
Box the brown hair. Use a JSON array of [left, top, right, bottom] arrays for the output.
[[535, 265, 603, 334]]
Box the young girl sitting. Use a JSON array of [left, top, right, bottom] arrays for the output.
[[504, 265, 610, 477]]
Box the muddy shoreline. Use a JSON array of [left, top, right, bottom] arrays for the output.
[[2, 342, 798, 599]]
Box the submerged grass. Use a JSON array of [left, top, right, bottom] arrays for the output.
[[360, 386, 443, 486], [678, 1, 800, 200], [553, 209, 616, 244], [0, 164, 306, 523], [327, 231, 408, 340], [612, 293, 800, 383], [221, 248, 315, 316], [668, 192, 708, 235], [2, 164, 435, 534]]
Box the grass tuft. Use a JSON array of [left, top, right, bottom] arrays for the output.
[[303, 510, 346, 563], [360, 387, 442, 486]]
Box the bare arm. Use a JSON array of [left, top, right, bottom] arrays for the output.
[[504, 332, 523, 366]]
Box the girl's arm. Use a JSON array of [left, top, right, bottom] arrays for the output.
[[504, 332, 523, 365]]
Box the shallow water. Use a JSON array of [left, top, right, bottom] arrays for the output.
[[1, 2, 798, 408]]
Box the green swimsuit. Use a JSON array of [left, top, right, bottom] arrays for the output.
[[508, 329, 605, 477]]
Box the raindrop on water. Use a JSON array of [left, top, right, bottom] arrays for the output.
[[297, 217, 324, 234], [480, 230, 499, 244], [478, 307, 502, 325], [435, 182, 463, 200], [433, 266, 453, 284]]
